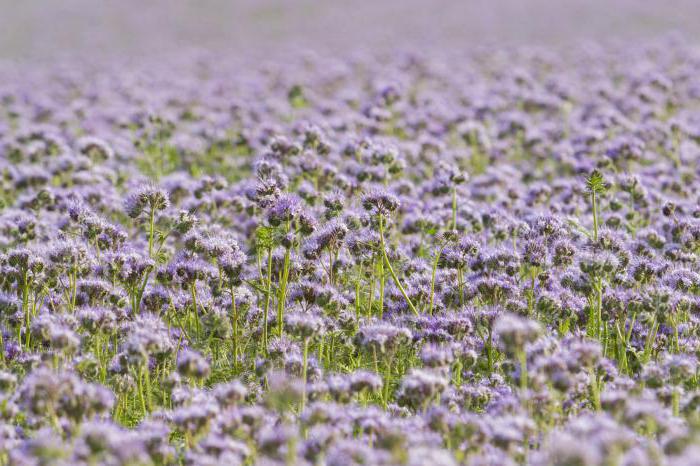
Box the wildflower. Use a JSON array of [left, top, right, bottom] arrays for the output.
[[284, 311, 325, 340], [124, 184, 170, 218], [355, 323, 412, 355], [177, 349, 211, 380], [267, 193, 303, 226], [396, 369, 449, 411], [493, 313, 541, 355], [362, 188, 400, 215]]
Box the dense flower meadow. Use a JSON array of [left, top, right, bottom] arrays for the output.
[[0, 39, 700, 465]]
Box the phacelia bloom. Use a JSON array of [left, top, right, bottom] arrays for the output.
[[361, 188, 400, 215], [124, 184, 170, 218]]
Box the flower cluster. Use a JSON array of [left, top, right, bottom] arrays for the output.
[[0, 38, 698, 464]]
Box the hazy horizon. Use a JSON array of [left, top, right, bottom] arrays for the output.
[[1, 0, 699, 63]]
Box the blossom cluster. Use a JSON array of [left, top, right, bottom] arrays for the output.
[[0, 39, 699, 464]]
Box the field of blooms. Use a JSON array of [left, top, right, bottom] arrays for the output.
[[0, 39, 699, 465]]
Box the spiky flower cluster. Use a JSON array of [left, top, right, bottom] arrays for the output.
[[0, 37, 699, 464]]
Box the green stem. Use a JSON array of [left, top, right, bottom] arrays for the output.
[[144, 365, 152, 412], [263, 248, 273, 353], [276, 221, 293, 337], [378, 250, 385, 318], [518, 350, 528, 392], [278, 247, 291, 338], [527, 268, 536, 317], [643, 314, 658, 364], [615, 321, 628, 375], [137, 367, 147, 414], [451, 186, 457, 230], [457, 267, 464, 307], [70, 268, 77, 311], [355, 264, 363, 322], [190, 281, 201, 337], [589, 367, 601, 411], [368, 255, 375, 316], [148, 206, 156, 258], [378, 214, 418, 316], [591, 191, 599, 242], [301, 337, 309, 413], [21, 272, 31, 348], [372, 346, 385, 409], [486, 330, 494, 373], [672, 389, 680, 417], [596, 276, 603, 341], [428, 247, 444, 315], [134, 268, 153, 315], [673, 319, 680, 353], [230, 285, 239, 369], [383, 357, 392, 409]]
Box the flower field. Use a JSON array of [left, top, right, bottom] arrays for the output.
[[0, 40, 700, 464]]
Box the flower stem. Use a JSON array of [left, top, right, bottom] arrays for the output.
[[591, 190, 599, 242], [190, 281, 201, 337], [230, 285, 239, 369], [428, 246, 444, 315], [263, 247, 273, 353], [378, 249, 385, 318], [301, 337, 309, 413], [451, 186, 458, 230], [277, 245, 291, 338], [672, 389, 680, 417], [518, 349, 528, 392], [378, 214, 418, 316], [148, 206, 156, 258]]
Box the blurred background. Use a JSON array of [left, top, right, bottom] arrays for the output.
[[1, 0, 699, 62]]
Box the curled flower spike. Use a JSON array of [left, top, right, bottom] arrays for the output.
[[124, 184, 170, 219]]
